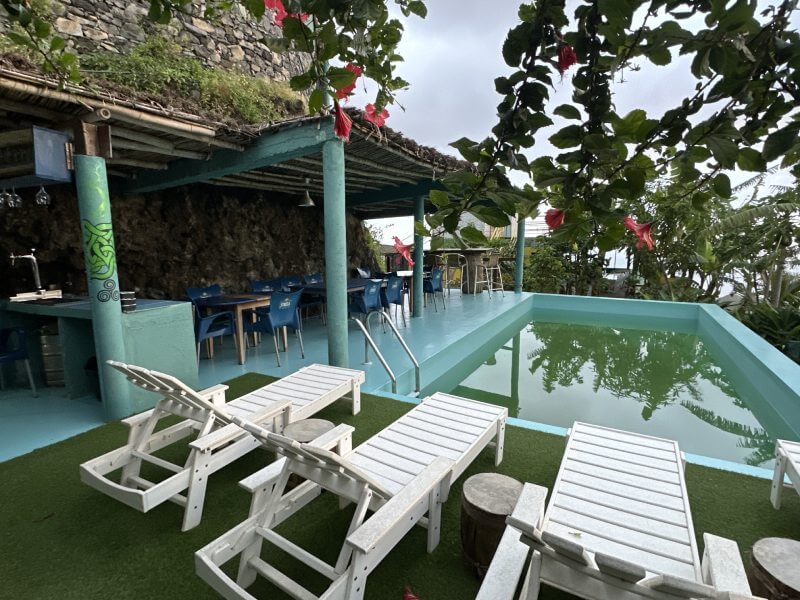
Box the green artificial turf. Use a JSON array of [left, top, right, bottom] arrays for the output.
[[1, 373, 799, 599]]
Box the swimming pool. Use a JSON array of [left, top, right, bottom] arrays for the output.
[[450, 320, 774, 466]]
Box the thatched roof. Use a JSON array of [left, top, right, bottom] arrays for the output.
[[0, 55, 468, 217]]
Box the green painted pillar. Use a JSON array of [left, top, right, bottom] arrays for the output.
[[412, 195, 425, 318], [514, 214, 526, 293], [323, 138, 349, 367], [74, 155, 130, 420]]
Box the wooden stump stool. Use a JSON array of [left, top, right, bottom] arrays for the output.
[[461, 472, 523, 578], [751, 537, 800, 599], [283, 419, 334, 489]]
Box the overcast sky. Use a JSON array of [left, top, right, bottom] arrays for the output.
[[351, 0, 799, 243]]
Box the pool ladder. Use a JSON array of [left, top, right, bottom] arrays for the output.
[[350, 309, 421, 396]]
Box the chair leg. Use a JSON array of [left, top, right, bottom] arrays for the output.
[[297, 329, 305, 358], [24, 359, 37, 397], [272, 332, 281, 367], [771, 450, 787, 509]]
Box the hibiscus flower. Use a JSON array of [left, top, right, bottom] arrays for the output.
[[623, 216, 655, 251], [364, 103, 389, 127], [264, 0, 308, 27], [333, 101, 352, 141], [545, 208, 566, 229], [557, 44, 577, 76]]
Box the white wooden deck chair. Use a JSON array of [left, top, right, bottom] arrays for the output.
[[770, 439, 800, 509], [79, 361, 365, 531], [195, 391, 508, 600], [477, 422, 762, 600]]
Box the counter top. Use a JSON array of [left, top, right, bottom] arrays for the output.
[[0, 298, 188, 320]]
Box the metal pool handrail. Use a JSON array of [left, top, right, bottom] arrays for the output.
[[350, 316, 398, 394], [376, 309, 421, 395]]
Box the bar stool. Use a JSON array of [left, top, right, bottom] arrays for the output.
[[474, 252, 505, 298], [441, 253, 468, 296]]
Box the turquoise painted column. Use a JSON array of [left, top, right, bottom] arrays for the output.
[[412, 195, 424, 318], [323, 138, 349, 367], [514, 215, 526, 293], [74, 155, 130, 420]]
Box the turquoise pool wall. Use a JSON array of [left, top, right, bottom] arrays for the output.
[[529, 294, 800, 440]]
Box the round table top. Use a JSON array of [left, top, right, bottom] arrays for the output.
[[462, 473, 523, 516], [752, 537, 800, 592], [283, 418, 335, 443]]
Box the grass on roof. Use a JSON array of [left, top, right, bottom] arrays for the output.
[[1, 372, 799, 599]]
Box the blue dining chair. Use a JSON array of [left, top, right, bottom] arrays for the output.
[[283, 275, 303, 290], [0, 327, 37, 396], [301, 273, 326, 324], [423, 267, 446, 312], [250, 278, 283, 295], [245, 290, 304, 367], [381, 275, 407, 327], [349, 279, 383, 324], [186, 285, 235, 360]]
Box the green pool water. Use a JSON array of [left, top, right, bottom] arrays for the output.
[[451, 321, 775, 467]]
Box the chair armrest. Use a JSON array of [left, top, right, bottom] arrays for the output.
[[121, 408, 156, 428], [189, 398, 291, 452], [701, 533, 753, 596], [505, 483, 547, 546], [306, 424, 354, 453], [198, 384, 229, 407], [346, 456, 454, 555]]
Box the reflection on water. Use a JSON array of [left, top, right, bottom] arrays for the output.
[[453, 321, 774, 467]]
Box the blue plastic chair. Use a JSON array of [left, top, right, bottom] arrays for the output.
[[380, 275, 407, 327], [423, 267, 446, 312], [186, 285, 235, 360], [250, 278, 283, 295], [0, 327, 37, 396], [300, 273, 326, 324], [283, 275, 303, 290], [349, 279, 384, 324], [245, 290, 304, 367]]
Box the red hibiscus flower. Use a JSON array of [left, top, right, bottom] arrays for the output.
[[264, 0, 308, 27], [335, 63, 362, 100], [557, 44, 578, 76], [333, 101, 352, 142], [545, 208, 566, 229], [403, 587, 422, 600], [393, 236, 414, 267], [364, 103, 389, 127], [623, 216, 655, 251]]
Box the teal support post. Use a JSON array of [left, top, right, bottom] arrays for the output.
[[74, 155, 130, 420], [514, 215, 526, 293], [323, 138, 349, 367], [412, 196, 425, 318]]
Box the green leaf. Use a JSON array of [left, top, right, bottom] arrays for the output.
[[549, 125, 583, 149], [763, 124, 800, 162], [289, 73, 314, 91], [553, 104, 581, 120], [611, 109, 647, 138], [33, 17, 51, 38], [711, 173, 731, 198], [326, 66, 357, 91], [49, 37, 66, 52], [646, 46, 672, 66], [469, 205, 511, 227], [429, 190, 450, 209], [307, 89, 325, 114], [7, 32, 33, 49], [407, 0, 427, 17], [429, 236, 444, 251], [736, 148, 767, 172], [243, 0, 266, 18], [449, 137, 480, 163], [704, 135, 739, 168], [414, 220, 430, 237], [460, 225, 488, 246]]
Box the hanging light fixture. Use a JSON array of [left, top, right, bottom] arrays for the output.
[[35, 186, 51, 206], [298, 177, 315, 208], [8, 188, 22, 208], [0, 189, 9, 208]]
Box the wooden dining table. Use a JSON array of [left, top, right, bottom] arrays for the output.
[[194, 294, 271, 365]]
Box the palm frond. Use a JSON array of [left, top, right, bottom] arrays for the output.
[[706, 203, 800, 235]]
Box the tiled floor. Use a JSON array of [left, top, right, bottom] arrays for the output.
[[0, 290, 531, 462]]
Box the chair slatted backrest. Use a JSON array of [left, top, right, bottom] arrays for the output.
[[525, 530, 723, 600], [108, 361, 227, 422], [303, 272, 323, 285], [384, 275, 404, 304], [268, 290, 303, 329], [209, 406, 396, 500]]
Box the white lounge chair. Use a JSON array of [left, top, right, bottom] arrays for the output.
[[771, 438, 800, 509], [79, 361, 365, 531], [478, 422, 761, 600], [195, 391, 508, 600]]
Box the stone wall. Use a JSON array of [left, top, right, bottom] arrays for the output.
[[0, 185, 378, 299], [1, 0, 307, 81]]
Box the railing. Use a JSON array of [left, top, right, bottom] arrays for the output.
[[352, 309, 421, 396]]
